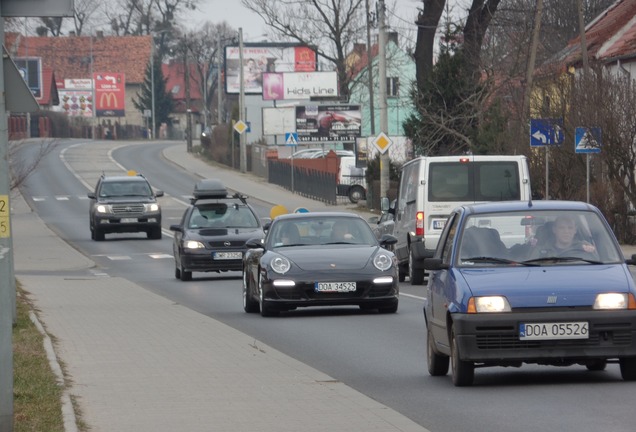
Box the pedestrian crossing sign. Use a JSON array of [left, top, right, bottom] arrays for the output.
[[575, 127, 601, 154], [285, 132, 298, 146]]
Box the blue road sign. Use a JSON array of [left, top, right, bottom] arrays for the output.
[[285, 132, 298, 146], [575, 127, 601, 154], [530, 118, 564, 146]]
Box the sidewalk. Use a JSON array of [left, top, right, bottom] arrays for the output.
[[12, 142, 428, 432]]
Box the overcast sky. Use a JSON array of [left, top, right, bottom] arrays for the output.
[[182, 0, 455, 44]]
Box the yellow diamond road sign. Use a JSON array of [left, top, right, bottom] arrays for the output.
[[372, 132, 393, 154], [234, 120, 248, 134]]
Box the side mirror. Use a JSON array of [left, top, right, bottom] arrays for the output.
[[423, 258, 448, 271], [626, 254, 636, 265], [368, 216, 379, 224], [87, 192, 96, 199], [155, 190, 164, 197], [246, 238, 265, 249], [380, 196, 390, 213], [169, 224, 182, 232], [380, 234, 397, 246]]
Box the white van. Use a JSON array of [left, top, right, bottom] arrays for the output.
[[388, 155, 531, 285], [337, 156, 367, 203]]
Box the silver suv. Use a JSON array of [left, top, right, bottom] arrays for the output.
[[88, 174, 163, 241]]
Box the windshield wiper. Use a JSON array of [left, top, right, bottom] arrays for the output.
[[463, 256, 539, 266], [522, 256, 603, 265]]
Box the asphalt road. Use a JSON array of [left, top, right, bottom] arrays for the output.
[[17, 139, 636, 432]]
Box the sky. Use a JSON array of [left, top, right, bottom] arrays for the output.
[[182, 0, 442, 44]]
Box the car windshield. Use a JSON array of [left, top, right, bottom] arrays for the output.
[[268, 216, 377, 248], [99, 181, 151, 197], [188, 203, 259, 229], [456, 209, 623, 266]]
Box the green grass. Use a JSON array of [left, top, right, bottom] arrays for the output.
[[13, 286, 66, 432]]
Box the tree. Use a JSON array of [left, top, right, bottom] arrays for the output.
[[133, 55, 174, 136], [241, 0, 367, 100], [8, 140, 58, 191]]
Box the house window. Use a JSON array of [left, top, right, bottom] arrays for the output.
[[387, 77, 399, 97]]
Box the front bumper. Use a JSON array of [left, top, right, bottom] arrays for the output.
[[452, 310, 636, 362], [262, 274, 399, 309], [94, 214, 161, 233], [180, 249, 244, 272]]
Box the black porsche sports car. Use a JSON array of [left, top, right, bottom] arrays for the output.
[[170, 179, 266, 281], [242, 212, 399, 316]]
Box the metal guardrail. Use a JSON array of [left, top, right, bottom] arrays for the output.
[[268, 159, 338, 205]]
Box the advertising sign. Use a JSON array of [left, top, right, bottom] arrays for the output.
[[93, 72, 125, 117], [262, 71, 338, 101], [295, 105, 361, 143], [51, 78, 94, 117], [15, 57, 42, 99], [262, 106, 296, 136], [225, 45, 316, 94]]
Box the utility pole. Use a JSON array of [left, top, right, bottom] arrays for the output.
[[184, 39, 192, 152], [378, 0, 389, 199], [151, 39, 156, 139], [217, 37, 223, 125], [239, 27, 247, 173], [0, 10, 14, 430], [365, 0, 376, 136]]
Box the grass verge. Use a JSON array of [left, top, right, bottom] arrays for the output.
[[13, 284, 65, 432]]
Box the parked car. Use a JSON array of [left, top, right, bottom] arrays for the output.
[[87, 173, 163, 241], [242, 212, 399, 316], [169, 179, 265, 281], [369, 199, 396, 241], [423, 200, 636, 386]]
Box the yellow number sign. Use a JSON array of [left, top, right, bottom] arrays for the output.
[[0, 195, 10, 238]]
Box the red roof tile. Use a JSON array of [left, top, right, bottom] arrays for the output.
[[5, 33, 152, 84]]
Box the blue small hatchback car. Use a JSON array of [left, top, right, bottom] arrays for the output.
[[423, 200, 636, 386]]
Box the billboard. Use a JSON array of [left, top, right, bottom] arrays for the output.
[[295, 105, 361, 143], [262, 107, 296, 136], [15, 57, 42, 99], [52, 78, 94, 117], [225, 45, 316, 94], [93, 72, 125, 117], [262, 71, 338, 101]]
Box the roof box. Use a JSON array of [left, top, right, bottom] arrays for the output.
[[193, 179, 228, 199]]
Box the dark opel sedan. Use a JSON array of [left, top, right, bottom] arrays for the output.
[[170, 179, 265, 281], [242, 212, 399, 316], [423, 200, 636, 386]]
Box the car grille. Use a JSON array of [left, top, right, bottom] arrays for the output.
[[475, 327, 632, 350], [112, 204, 145, 214]]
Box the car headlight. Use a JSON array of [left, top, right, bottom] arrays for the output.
[[184, 240, 205, 249], [594, 293, 631, 310], [144, 203, 160, 212], [468, 296, 511, 313], [373, 252, 393, 271], [96, 204, 111, 214], [270, 256, 291, 274]]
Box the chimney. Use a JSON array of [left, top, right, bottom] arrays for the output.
[[96, 30, 104, 39], [69, 30, 76, 37], [353, 43, 366, 55]]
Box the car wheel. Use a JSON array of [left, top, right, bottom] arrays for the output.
[[94, 228, 105, 241], [180, 264, 192, 282], [348, 185, 365, 204], [243, 269, 259, 313], [398, 267, 406, 282], [259, 274, 278, 317], [427, 329, 449, 376], [585, 359, 607, 371], [450, 327, 474, 386], [619, 357, 636, 381], [148, 227, 162, 240], [378, 302, 398, 314], [409, 249, 424, 285]]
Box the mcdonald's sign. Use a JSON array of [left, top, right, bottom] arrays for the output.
[[93, 72, 125, 117]]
